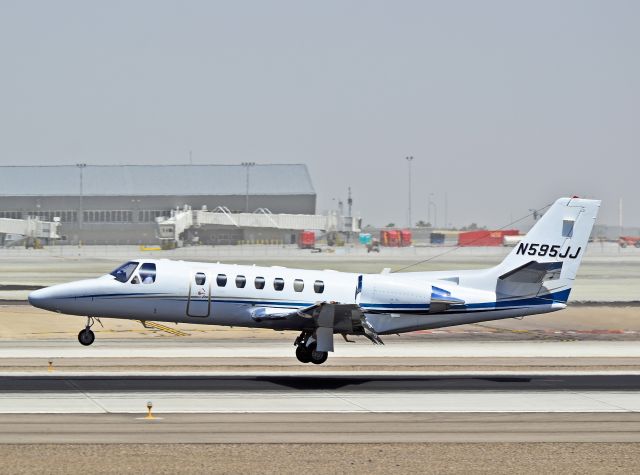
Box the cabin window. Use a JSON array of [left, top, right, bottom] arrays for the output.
[[293, 279, 304, 292], [139, 263, 157, 284], [195, 272, 206, 285], [273, 277, 285, 291], [236, 275, 246, 288], [254, 276, 265, 289], [110, 261, 139, 283], [216, 274, 227, 287], [314, 280, 324, 293]]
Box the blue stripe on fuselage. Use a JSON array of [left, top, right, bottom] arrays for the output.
[[73, 288, 571, 313]]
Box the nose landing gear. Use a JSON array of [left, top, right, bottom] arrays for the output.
[[78, 328, 95, 346], [78, 317, 98, 346], [294, 331, 329, 365]]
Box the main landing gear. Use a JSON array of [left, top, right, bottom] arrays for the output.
[[294, 331, 328, 365], [78, 317, 97, 346]]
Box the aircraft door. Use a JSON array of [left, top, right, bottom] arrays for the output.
[[187, 271, 211, 317]]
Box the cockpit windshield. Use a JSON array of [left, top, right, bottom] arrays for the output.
[[110, 261, 139, 283]]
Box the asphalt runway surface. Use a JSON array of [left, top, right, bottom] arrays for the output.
[[0, 372, 639, 417], [3, 372, 640, 392], [0, 339, 639, 372], [1, 372, 640, 443], [2, 413, 640, 444]]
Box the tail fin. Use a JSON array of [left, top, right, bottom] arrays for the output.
[[495, 197, 600, 303]]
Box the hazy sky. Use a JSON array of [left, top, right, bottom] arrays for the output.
[[1, 1, 638, 228]]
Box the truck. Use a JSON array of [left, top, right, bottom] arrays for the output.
[[298, 231, 316, 249], [618, 236, 640, 248]]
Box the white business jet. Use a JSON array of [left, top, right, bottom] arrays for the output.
[[29, 197, 599, 364]]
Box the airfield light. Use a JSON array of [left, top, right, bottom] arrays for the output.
[[145, 400, 156, 420]]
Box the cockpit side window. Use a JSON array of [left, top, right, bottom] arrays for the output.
[[139, 263, 157, 284], [110, 261, 139, 283]]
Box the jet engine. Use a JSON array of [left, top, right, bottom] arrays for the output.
[[357, 275, 464, 313]]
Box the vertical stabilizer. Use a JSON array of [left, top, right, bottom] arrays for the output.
[[495, 197, 600, 302]]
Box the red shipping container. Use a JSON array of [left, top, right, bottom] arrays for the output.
[[400, 229, 412, 247], [298, 231, 315, 249], [458, 229, 519, 247], [390, 230, 401, 246], [380, 230, 401, 247]]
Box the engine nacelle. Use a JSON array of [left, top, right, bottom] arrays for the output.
[[357, 275, 464, 314]]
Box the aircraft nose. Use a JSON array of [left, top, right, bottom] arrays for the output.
[[28, 287, 56, 310]]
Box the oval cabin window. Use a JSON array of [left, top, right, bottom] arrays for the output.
[[314, 280, 324, 293]]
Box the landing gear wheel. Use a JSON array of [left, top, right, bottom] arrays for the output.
[[295, 344, 312, 363], [310, 350, 328, 365], [309, 343, 328, 365], [78, 328, 95, 346]]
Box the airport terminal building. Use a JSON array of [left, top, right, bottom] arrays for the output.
[[0, 164, 316, 244]]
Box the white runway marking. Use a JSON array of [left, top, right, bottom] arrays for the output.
[[0, 390, 639, 414]]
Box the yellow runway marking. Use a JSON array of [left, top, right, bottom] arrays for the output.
[[139, 320, 189, 337]]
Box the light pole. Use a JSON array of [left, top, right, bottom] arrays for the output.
[[405, 156, 413, 228], [444, 192, 448, 230], [241, 162, 256, 212], [76, 163, 87, 229], [131, 198, 141, 223]]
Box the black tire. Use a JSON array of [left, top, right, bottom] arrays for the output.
[[310, 347, 328, 365], [295, 344, 312, 363], [620, 242, 627, 248], [635, 241, 640, 248], [78, 329, 95, 346]]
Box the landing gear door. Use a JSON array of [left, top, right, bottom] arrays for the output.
[[187, 271, 210, 317]]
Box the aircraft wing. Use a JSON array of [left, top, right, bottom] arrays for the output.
[[249, 303, 323, 321], [251, 302, 369, 352]]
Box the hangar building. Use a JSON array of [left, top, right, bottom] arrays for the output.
[[0, 164, 316, 244]]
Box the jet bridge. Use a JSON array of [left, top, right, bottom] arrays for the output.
[[0, 217, 61, 247], [156, 207, 356, 246]]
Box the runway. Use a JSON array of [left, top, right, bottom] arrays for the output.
[[1, 340, 639, 372], [0, 373, 639, 443], [2, 339, 640, 359], [2, 413, 640, 443], [0, 372, 639, 417], [0, 341, 638, 448]]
